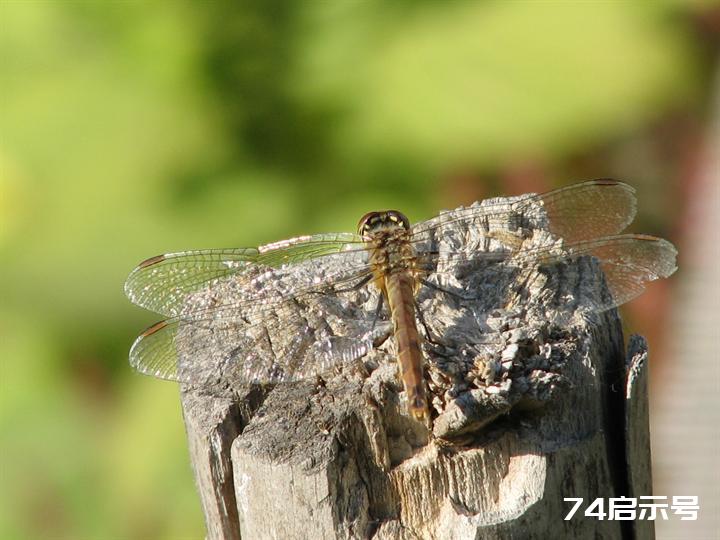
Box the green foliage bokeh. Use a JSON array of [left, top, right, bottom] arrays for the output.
[[0, 2, 708, 539]]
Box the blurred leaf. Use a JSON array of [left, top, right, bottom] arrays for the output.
[[297, 2, 701, 168]]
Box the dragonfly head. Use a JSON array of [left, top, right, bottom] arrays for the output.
[[357, 210, 410, 237]]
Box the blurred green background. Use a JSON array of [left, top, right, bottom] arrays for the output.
[[1, 1, 717, 539]]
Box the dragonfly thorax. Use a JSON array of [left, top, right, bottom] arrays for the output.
[[358, 211, 416, 275]]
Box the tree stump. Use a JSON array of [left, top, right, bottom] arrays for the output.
[[178, 195, 656, 539]]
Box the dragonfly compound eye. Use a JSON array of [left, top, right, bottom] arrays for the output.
[[387, 211, 411, 230], [358, 211, 384, 235], [358, 210, 411, 236]]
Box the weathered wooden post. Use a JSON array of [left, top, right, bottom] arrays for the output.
[[176, 192, 662, 539], [181, 316, 654, 539]]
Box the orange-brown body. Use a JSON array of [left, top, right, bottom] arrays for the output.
[[359, 210, 429, 421], [384, 272, 427, 420]]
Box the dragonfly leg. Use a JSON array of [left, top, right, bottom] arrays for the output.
[[333, 273, 374, 293], [415, 300, 442, 346], [419, 277, 470, 301], [370, 293, 384, 332]]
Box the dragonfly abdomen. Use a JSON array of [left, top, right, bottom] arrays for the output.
[[384, 272, 428, 421]]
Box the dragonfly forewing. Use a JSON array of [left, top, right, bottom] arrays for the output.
[[410, 179, 637, 249], [125, 232, 364, 318]]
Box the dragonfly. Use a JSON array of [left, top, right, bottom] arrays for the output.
[[124, 179, 677, 422]]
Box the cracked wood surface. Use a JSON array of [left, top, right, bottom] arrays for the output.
[[182, 322, 655, 539], [180, 293, 655, 539]]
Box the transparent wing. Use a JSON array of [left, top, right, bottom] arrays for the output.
[[132, 251, 377, 334], [126, 179, 671, 387], [130, 234, 676, 385], [557, 235, 677, 311], [421, 234, 677, 313], [124, 232, 365, 318], [411, 179, 637, 244], [129, 288, 389, 385]]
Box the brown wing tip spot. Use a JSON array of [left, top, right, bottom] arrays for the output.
[[140, 320, 168, 337], [633, 234, 663, 242], [593, 178, 620, 186], [138, 254, 166, 268]]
